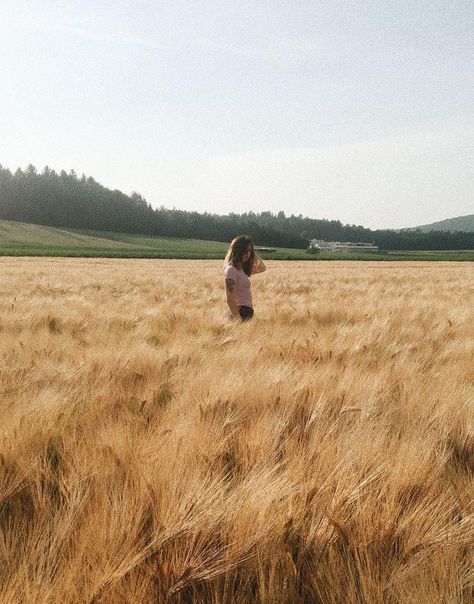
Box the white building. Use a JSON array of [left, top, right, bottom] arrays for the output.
[[308, 239, 378, 252]]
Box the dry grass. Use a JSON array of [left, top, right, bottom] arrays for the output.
[[0, 257, 473, 604]]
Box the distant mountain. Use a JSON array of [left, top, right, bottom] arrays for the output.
[[403, 214, 474, 233]]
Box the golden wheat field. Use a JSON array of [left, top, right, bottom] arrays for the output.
[[0, 257, 473, 604]]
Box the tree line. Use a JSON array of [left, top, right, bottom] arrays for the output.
[[0, 164, 472, 251]]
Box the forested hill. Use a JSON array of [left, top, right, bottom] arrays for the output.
[[1, 164, 473, 251], [404, 214, 474, 233]]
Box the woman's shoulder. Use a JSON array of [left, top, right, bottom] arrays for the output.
[[224, 263, 238, 277]]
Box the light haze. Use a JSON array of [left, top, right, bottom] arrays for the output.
[[1, 1, 473, 229]]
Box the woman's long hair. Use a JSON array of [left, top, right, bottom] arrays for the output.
[[224, 235, 255, 276]]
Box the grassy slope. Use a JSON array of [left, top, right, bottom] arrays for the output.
[[0, 219, 473, 261]]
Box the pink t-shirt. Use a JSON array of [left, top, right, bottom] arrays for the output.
[[224, 263, 252, 307]]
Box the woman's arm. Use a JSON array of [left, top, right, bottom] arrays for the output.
[[225, 278, 240, 317], [251, 251, 267, 274]]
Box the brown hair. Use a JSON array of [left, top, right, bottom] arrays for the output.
[[224, 235, 255, 276]]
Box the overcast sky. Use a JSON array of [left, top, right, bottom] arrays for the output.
[[1, 1, 473, 229]]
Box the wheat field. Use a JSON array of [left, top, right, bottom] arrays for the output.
[[0, 257, 473, 604]]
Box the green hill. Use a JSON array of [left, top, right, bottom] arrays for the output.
[[0, 219, 229, 258], [0, 219, 307, 259], [404, 214, 474, 233]]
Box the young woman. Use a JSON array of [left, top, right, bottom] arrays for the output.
[[223, 235, 267, 321]]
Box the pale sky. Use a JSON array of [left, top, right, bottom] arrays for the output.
[[1, 1, 473, 229]]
